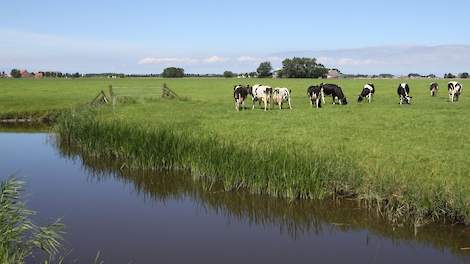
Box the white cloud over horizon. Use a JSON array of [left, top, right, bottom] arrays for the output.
[[1, 29, 470, 75]]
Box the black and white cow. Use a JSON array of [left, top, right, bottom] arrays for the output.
[[448, 81, 463, 102], [397, 83, 412, 104], [320, 83, 348, 105], [357, 83, 375, 103], [307, 85, 322, 108], [233, 84, 251, 111], [272, 88, 292, 109], [251, 84, 273, 111], [430, 82, 439, 97]]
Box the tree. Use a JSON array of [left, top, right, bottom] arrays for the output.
[[378, 73, 394, 78], [444, 73, 456, 79], [408, 73, 422, 78], [10, 69, 21, 78], [279, 57, 328, 78], [162, 67, 185, 78], [256, 61, 273, 78], [460, 72, 469, 79], [223, 71, 234, 78], [72, 72, 81, 78]]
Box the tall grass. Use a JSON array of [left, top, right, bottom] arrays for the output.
[[0, 177, 64, 263], [55, 110, 470, 225]]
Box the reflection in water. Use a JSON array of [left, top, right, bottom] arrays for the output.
[[53, 135, 470, 259]]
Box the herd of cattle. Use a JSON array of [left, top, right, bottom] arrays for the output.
[[233, 81, 463, 111]]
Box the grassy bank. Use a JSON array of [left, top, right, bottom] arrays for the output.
[[2, 77, 470, 225], [55, 108, 470, 225]]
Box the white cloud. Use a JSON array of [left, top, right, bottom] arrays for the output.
[[2, 30, 470, 75], [277, 45, 470, 74], [318, 57, 380, 66], [203, 56, 229, 63], [237, 56, 260, 62], [138, 57, 199, 65]]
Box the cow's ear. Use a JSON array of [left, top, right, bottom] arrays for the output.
[[289, 89, 292, 94]]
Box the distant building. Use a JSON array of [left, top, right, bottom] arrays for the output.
[[272, 68, 282, 78], [20, 70, 32, 78], [327, 69, 342, 79]]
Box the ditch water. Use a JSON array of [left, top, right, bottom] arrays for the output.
[[1, 130, 470, 263]]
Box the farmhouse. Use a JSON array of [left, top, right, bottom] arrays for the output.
[[272, 68, 282, 79], [20, 70, 32, 78], [327, 69, 342, 79]]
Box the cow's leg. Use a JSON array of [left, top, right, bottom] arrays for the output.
[[288, 98, 292, 109], [252, 98, 256, 109], [321, 91, 326, 104], [368, 94, 372, 103], [264, 98, 267, 111]]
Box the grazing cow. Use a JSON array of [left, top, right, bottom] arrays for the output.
[[320, 83, 348, 105], [430, 82, 439, 97], [233, 84, 251, 111], [448, 81, 463, 102], [251, 84, 273, 111], [307, 85, 322, 108], [397, 83, 412, 104], [272, 88, 292, 109], [357, 83, 375, 103]]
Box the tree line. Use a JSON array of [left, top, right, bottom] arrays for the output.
[[5, 65, 469, 79], [8, 69, 82, 78]]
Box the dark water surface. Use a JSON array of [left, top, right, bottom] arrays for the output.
[[1, 131, 470, 264]]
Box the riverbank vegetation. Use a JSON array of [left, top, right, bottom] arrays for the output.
[[0, 178, 64, 263]]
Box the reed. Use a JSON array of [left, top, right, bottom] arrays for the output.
[[0, 177, 64, 263]]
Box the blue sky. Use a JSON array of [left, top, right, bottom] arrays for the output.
[[2, 0, 470, 74]]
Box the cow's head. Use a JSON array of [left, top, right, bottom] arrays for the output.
[[357, 95, 364, 102], [246, 85, 253, 95], [265, 87, 273, 95], [340, 97, 348, 105], [282, 91, 289, 101]]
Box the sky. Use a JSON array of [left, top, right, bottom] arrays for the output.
[[1, 0, 470, 75]]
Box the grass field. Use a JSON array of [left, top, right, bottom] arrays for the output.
[[2, 77, 470, 224]]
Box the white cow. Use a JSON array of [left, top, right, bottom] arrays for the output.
[[251, 84, 273, 111], [272, 88, 292, 110], [448, 81, 463, 103]]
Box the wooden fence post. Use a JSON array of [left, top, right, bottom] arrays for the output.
[[109, 84, 116, 110]]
